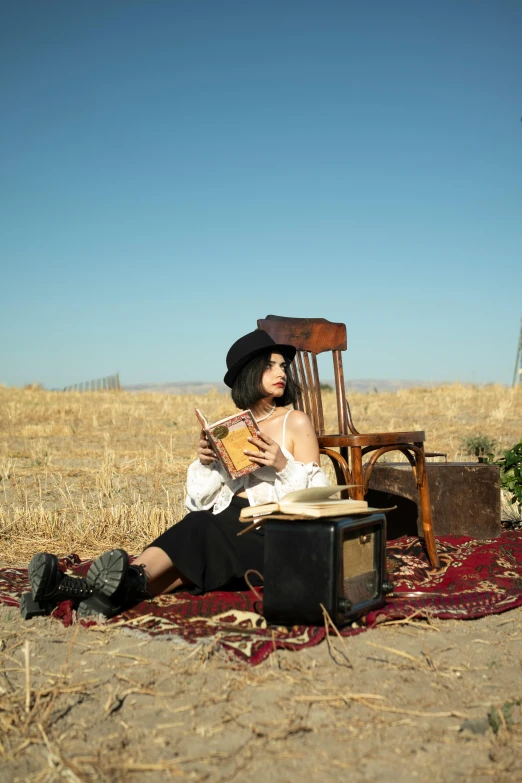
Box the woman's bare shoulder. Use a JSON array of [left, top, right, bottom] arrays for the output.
[[286, 409, 315, 431], [285, 409, 320, 460]]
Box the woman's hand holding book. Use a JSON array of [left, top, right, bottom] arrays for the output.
[[197, 429, 217, 466], [244, 432, 288, 473]]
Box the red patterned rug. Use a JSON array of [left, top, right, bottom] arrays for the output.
[[1, 531, 521, 666]]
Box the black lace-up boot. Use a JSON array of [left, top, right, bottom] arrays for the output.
[[78, 550, 149, 620], [20, 553, 93, 619]]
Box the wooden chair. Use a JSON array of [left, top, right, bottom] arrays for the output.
[[257, 315, 440, 568]]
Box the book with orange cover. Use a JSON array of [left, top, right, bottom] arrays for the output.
[[195, 408, 262, 480]]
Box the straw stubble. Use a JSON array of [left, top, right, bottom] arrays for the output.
[[1, 383, 521, 563]]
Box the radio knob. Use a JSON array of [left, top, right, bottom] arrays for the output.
[[382, 580, 394, 594], [338, 598, 352, 614]]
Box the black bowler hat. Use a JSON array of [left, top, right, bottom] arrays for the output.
[[224, 330, 297, 388]]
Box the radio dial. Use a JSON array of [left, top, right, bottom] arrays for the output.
[[338, 597, 352, 614]]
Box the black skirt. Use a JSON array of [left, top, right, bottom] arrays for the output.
[[148, 495, 264, 594]]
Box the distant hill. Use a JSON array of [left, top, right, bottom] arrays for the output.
[[123, 379, 437, 395], [345, 379, 436, 393]]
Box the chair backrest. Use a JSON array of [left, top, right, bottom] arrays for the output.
[[257, 315, 350, 436]]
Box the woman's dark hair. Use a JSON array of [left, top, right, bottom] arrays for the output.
[[231, 350, 301, 410]]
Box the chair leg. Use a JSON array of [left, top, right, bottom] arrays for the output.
[[415, 444, 440, 569], [350, 447, 364, 501], [361, 443, 440, 569], [340, 446, 353, 499], [418, 479, 440, 568]]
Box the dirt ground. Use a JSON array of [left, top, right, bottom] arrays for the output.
[[1, 601, 522, 783]]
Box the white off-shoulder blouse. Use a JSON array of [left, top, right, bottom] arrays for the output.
[[185, 410, 329, 514]]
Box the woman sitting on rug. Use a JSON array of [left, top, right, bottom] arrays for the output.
[[23, 330, 329, 620]]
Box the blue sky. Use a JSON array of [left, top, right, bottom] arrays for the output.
[[1, 0, 521, 388]]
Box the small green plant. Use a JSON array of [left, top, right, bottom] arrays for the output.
[[320, 382, 333, 392], [462, 434, 496, 462], [488, 699, 521, 733], [495, 439, 522, 514]]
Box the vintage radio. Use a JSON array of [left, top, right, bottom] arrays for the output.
[[262, 513, 392, 626]]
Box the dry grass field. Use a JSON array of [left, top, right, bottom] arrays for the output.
[[1, 383, 521, 564], [1, 383, 522, 783]]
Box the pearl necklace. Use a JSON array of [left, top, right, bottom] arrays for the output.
[[253, 403, 276, 423]]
